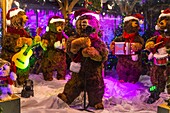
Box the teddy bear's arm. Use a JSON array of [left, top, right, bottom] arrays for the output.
[[82, 40, 109, 62], [145, 36, 157, 50], [70, 37, 91, 54]]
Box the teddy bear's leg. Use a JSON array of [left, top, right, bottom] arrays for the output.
[[43, 71, 53, 81], [53, 51, 67, 80], [116, 61, 128, 82], [58, 73, 82, 104], [16, 66, 30, 85], [55, 58, 67, 80], [147, 65, 166, 104], [86, 76, 105, 109], [41, 59, 53, 81], [127, 68, 142, 83]]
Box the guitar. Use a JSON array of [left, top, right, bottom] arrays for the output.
[[12, 27, 42, 69]]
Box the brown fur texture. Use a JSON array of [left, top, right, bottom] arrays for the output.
[[145, 10, 170, 95], [110, 19, 144, 83], [40, 20, 68, 80], [1, 10, 32, 85], [58, 9, 108, 109]]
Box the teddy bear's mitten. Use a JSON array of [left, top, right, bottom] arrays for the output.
[[131, 43, 143, 52], [110, 41, 115, 51], [71, 37, 91, 54], [145, 41, 155, 51], [82, 47, 102, 61]]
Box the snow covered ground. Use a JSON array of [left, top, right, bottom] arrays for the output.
[[13, 71, 170, 113]]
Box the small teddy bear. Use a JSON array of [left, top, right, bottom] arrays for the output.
[[40, 16, 68, 80], [0, 59, 17, 101]]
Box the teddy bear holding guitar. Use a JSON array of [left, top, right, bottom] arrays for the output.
[[1, 7, 41, 85]]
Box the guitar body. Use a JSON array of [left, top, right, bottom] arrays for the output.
[[12, 27, 42, 69], [12, 46, 33, 69]]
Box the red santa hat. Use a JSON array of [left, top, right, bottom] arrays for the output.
[[123, 13, 144, 24], [6, 7, 25, 25], [155, 8, 170, 30], [46, 16, 65, 31], [72, 8, 100, 26], [159, 8, 170, 18], [48, 16, 65, 24]]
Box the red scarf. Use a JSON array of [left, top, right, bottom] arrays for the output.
[[123, 32, 136, 42], [0, 76, 13, 85], [7, 26, 31, 38], [56, 32, 63, 42]]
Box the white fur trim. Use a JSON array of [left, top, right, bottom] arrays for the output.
[[148, 52, 153, 60], [73, 12, 100, 26], [49, 18, 65, 23], [6, 20, 11, 25], [81, 13, 100, 21], [69, 61, 81, 73], [123, 16, 139, 23], [54, 41, 62, 49], [10, 72, 17, 81], [9, 8, 24, 18], [46, 26, 49, 32], [159, 13, 170, 18], [131, 54, 138, 61]]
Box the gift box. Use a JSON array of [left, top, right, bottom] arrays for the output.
[[157, 103, 170, 113], [112, 42, 135, 55], [0, 94, 20, 113]]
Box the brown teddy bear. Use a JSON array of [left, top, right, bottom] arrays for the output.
[[145, 8, 170, 103], [1, 7, 40, 85], [110, 13, 144, 83], [58, 8, 108, 109], [40, 16, 68, 80]]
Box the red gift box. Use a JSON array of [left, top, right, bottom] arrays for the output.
[[112, 42, 135, 55]]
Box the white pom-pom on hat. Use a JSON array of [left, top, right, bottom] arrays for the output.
[[159, 8, 170, 18]]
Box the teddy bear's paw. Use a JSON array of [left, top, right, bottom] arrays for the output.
[[58, 93, 68, 104], [145, 41, 155, 50], [94, 102, 104, 109]]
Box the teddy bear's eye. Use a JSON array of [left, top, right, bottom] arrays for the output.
[[3, 67, 6, 70]]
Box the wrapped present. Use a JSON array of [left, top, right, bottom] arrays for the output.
[[0, 94, 20, 113], [112, 42, 135, 55]]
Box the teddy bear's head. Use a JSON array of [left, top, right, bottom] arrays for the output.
[[74, 8, 100, 37], [123, 13, 144, 34], [0, 59, 11, 77], [6, 8, 27, 29], [155, 8, 170, 36], [47, 16, 65, 33]]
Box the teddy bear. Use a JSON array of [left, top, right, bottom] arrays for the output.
[[145, 8, 170, 104], [1, 7, 40, 85], [110, 13, 144, 83], [40, 16, 68, 80], [0, 58, 17, 100], [58, 8, 108, 109]]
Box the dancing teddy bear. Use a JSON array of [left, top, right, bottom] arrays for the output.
[[58, 8, 108, 109], [0, 59, 17, 100], [145, 8, 170, 104], [110, 13, 144, 83], [40, 16, 68, 80]]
